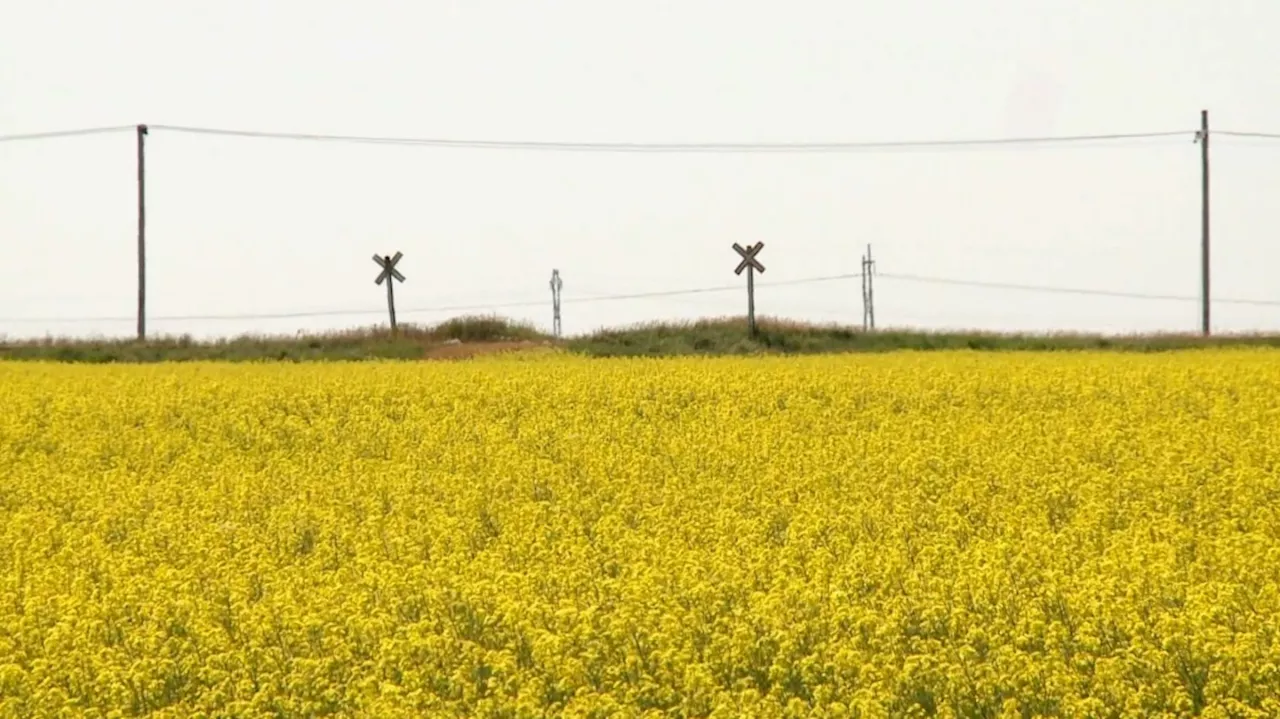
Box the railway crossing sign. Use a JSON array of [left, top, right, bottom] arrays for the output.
[[373, 252, 405, 333], [732, 242, 765, 337], [733, 242, 765, 275], [374, 251, 405, 285]]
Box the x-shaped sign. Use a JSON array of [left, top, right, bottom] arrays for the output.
[[373, 251, 405, 285], [732, 242, 765, 275]]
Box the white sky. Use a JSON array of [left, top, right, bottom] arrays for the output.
[[3, 1, 1279, 340]]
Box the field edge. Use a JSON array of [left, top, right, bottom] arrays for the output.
[[4, 314, 1280, 362]]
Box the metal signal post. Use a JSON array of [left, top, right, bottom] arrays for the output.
[[550, 269, 564, 338], [861, 244, 876, 331]]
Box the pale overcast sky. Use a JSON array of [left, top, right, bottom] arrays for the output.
[[3, 1, 1279, 339]]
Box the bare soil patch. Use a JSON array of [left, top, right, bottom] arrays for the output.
[[420, 340, 550, 361]]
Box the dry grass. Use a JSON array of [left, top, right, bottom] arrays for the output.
[[5, 313, 1280, 363], [0, 315, 549, 363], [565, 315, 1280, 356]]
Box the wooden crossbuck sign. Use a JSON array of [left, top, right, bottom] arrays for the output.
[[732, 242, 765, 337], [373, 251, 405, 333], [733, 242, 765, 275]]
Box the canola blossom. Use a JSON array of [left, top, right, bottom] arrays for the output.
[[2, 351, 1280, 718]]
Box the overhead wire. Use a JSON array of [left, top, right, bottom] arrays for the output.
[[5, 121, 1280, 326], [6, 123, 1280, 150], [0, 272, 864, 323], [145, 124, 1191, 153], [1216, 130, 1280, 140], [6, 270, 1280, 325], [0, 125, 136, 143], [877, 272, 1280, 307]]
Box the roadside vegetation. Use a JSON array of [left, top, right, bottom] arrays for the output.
[[4, 314, 1279, 362]]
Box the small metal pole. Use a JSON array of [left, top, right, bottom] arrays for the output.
[[861, 250, 868, 331], [550, 269, 563, 338], [747, 264, 757, 338], [866, 244, 875, 330]]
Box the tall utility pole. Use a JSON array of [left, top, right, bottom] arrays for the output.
[[1196, 109, 1211, 336], [861, 244, 876, 331], [136, 124, 148, 341], [550, 269, 564, 338]]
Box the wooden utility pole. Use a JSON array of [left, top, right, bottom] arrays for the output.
[[1198, 109, 1211, 336], [732, 242, 766, 337], [136, 124, 148, 341], [373, 252, 405, 334]]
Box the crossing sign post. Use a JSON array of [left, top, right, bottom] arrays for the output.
[[733, 242, 765, 337], [373, 251, 405, 333]]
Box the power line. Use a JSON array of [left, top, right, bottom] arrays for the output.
[[147, 124, 1192, 153], [4, 270, 1279, 326], [1217, 130, 1280, 140], [563, 272, 862, 303], [878, 272, 1280, 307], [12, 123, 1280, 148], [0, 126, 136, 143], [0, 300, 543, 324], [0, 272, 864, 324]]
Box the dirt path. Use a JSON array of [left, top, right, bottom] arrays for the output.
[[420, 340, 552, 360]]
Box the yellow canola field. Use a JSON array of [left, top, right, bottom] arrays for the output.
[[3, 351, 1280, 718]]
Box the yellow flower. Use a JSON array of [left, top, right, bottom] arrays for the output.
[[2, 350, 1280, 716]]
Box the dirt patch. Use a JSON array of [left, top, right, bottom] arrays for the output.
[[421, 340, 551, 361]]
